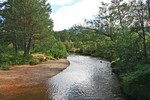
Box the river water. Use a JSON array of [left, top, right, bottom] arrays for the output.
[[47, 55, 124, 100]]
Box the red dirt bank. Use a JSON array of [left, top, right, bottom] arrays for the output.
[[0, 59, 69, 100]]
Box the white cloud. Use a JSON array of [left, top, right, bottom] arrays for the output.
[[0, 0, 7, 3], [49, 0, 112, 31], [47, 0, 73, 5]]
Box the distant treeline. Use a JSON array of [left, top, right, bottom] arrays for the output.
[[54, 0, 150, 100]]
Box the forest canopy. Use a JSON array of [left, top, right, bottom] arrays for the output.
[[0, 0, 150, 99], [0, 0, 67, 69], [53, 0, 150, 99]]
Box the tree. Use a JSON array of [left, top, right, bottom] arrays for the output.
[[85, 2, 114, 40], [129, 0, 148, 58], [2, 0, 53, 56], [85, 0, 149, 58], [54, 30, 70, 42], [147, 0, 150, 19], [85, 0, 130, 40]]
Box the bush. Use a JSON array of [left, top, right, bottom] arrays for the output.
[[0, 46, 32, 70], [0, 63, 10, 70], [29, 58, 41, 65], [9, 55, 31, 65], [50, 41, 67, 59], [112, 60, 135, 75], [91, 39, 116, 61], [64, 41, 74, 51], [32, 54, 47, 61], [122, 65, 150, 100], [46, 55, 56, 60], [29, 54, 49, 65], [34, 40, 67, 59]]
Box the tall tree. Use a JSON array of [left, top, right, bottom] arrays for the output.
[[3, 0, 53, 56], [85, 2, 114, 40], [147, 0, 150, 19], [130, 0, 148, 58], [86, 0, 148, 58]]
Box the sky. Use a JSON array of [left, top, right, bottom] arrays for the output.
[[0, 0, 6, 3], [1, 0, 144, 31], [1, 0, 104, 31], [48, 0, 111, 31]]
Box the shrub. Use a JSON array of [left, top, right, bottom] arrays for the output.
[[46, 55, 56, 60], [34, 40, 67, 59], [50, 41, 67, 59], [9, 55, 31, 65], [122, 65, 150, 100], [32, 54, 47, 61], [0, 63, 10, 70], [111, 60, 135, 75], [29, 58, 41, 65], [29, 54, 49, 65]]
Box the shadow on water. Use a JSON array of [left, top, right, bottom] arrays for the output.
[[47, 55, 125, 100]]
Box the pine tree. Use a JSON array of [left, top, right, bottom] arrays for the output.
[[3, 0, 53, 56]]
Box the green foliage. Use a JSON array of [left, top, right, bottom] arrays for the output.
[[114, 32, 143, 61], [50, 41, 67, 59], [64, 41, 74, 52], [1, 0, 150, 99], [2, 0, 53, 56], [34, 36, 67, 59], [29, 58, 41, 65], [0, 63, 10, 70], [92, 39, 115, 61], [0, 46, 31, 70], [112, 60, 135, 75], [54, 1, 150, 99], [9, 55, 31, 65], [81, 41, 97, 55], [122, 65, 150, 100], [46, 56, 56, 60], [0, 46, 13, 69], [54, 30, 70, 42]]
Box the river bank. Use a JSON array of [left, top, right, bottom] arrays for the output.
[[0, 59, 69, 100]]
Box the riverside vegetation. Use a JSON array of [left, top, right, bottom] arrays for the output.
[[0, 0, 67, 70], [0, 0, 150, 100], [53, 1, 150, 100]]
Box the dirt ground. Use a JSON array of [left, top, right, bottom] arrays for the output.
[[0, 59, 69, 100]]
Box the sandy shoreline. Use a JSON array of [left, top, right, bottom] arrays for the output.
[[0, 59, 69, 100]]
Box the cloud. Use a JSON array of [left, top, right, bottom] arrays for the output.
[[51, 0, 109, 31], [0, 0, 7, 3], [47, 0, 73, 5]]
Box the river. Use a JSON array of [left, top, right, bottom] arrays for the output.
[[47, 55, 124, 100]]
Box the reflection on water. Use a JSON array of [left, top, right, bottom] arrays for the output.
[[47, 55, 124, 100]]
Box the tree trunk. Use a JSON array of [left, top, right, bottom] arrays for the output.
[[139, 5, 148, 58], [12, 34, 18, 54], [23, 37, 32, 57], [23, 42, 28, 56], [23, 48, 30, 56], [13, 42, 18, 54], [143, 33, 147, 58], [116, 2, 123, 31], [148, 0, 150, 19], [141, 19, 147, 58], [14, 43, 18, 54]]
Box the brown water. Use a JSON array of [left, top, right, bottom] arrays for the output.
[[47, 55, 124, 100]]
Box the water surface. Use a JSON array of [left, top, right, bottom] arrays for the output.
[[48, 55, 124, 100]]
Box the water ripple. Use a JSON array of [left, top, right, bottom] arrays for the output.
[[47, 55, 124, 100]]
